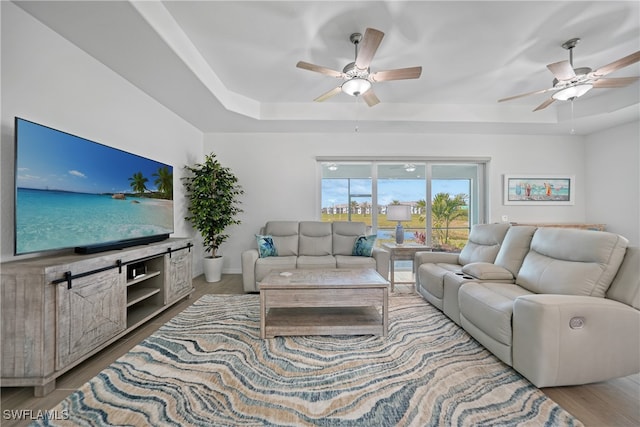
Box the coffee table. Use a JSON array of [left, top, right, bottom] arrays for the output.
[[258, 269, 389, 339]]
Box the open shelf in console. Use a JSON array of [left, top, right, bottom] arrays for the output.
[[125, 255, 165, 329]]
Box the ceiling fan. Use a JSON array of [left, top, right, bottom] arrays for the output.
[[296, 28, 422, 107], [498, 38, 640, 111]]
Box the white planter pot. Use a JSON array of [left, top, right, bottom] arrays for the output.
[[203, 256, 224, 283]]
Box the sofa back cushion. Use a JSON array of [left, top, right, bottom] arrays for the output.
[[299, 221, 332, 256], [494, 225, 537, 277], [517, 228, 628, 297], [606, 247, 640, 310], [264, 221, 299, 256], [458, 223, 510, 265], [332, 222, 367, 255]]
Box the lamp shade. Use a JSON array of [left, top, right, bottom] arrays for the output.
[[386, 205, 412, 221], [342, 78, 372, 97]]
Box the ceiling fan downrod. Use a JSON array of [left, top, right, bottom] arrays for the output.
[[562, 37, 580, 67], [350, 32, 362, 61]]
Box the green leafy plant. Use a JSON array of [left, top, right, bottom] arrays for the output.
[[183, 153, 244, 257]]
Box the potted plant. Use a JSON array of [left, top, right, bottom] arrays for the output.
[[183, 153, 244, 282]]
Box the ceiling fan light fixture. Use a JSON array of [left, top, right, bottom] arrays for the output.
[[341, 78, 372, 97], [552, 83, 594, 101]]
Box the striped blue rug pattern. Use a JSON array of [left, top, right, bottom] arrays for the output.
[[34, 294, 581, 426]]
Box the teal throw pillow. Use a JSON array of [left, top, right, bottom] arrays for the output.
[[352, 234, 376, 257], [256, 235, 278, 258]]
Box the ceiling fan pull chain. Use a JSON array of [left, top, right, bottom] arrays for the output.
[[570, 100, 576, 135], [354, 96, 360, 132]]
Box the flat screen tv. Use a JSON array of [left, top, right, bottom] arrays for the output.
[[14, 117, 174, 255]]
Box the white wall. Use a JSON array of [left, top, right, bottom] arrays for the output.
[[0, 3, 203, 268], [585, 121, 640, 245], [206, 132, 588, 273]]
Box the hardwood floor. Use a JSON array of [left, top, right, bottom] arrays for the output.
[[1, 274, 638, 426]]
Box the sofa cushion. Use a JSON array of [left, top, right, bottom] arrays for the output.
[[332, 222, 367, 255], [458, 223, 510, 265], [494, 225, 536, 276], [299, 221, 332, 256], [264, 221, 299, 256], [459, 283, 533, 364], [335, 255, 377, 270], [255, 235, 278, 258], [517, 228, 628, 297], [352, 234, 377, 256], [255, 256, 297, 282], [606, 247, 640, 310], [462, 262, 514, 281], [297, 255, 336, 269]]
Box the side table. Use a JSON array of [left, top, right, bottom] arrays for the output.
[[381, 242, 432, 292]]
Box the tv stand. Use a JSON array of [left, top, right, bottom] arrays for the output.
[[1, 238, 193, 396]]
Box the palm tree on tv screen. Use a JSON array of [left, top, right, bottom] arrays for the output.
[[128, 171, 149, 195], [153, 166, 173, 200]]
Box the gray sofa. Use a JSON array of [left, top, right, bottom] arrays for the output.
[[242, 221, 390, 292], [416, 224, 639, 387]]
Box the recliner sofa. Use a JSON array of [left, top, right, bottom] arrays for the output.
[[242, 221, 390, 292], [416, 224, 639, 387]]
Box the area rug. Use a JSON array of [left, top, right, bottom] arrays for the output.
[[34, 294, 582, 426]]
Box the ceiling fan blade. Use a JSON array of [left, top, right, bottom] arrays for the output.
[[362, 89, 380, 107], [314, 86, 342, 102], [370, 66, 422, 82], [498, 87, 555, 103], [547, 60, 576, 81], [355, 28, 384, 70], [593, 51, 640, 77], [533, 97, 556, 112], [296, 61, 343, 78], [593, 76, 639, 88]]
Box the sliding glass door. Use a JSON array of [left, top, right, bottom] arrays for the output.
[[319, 159, 486, 252]]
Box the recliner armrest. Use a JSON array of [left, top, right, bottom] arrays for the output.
[[415, 251, 460, 266], [372, 247, 390, 279], [513, 294, 640, 387], [241, 249, 260, 292]]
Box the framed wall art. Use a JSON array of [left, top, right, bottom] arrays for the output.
[[504, 175, 575, 205]]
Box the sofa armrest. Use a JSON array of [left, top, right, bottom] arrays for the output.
[[415, 251, 460, 266], [241, 249, 260, 292], [513, 294, 640, 387], [372, 247, 390, 279]]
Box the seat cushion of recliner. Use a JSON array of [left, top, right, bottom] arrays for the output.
[[459, 283, 533, 347], [255, 256, 297, 282], [335, 255, 377, 269], [297, 255, 336, 269]]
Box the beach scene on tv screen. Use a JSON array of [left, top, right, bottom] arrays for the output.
[[15, 119, 174, 254]]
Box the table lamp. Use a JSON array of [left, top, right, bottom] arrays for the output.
[[386, 204, 412, 244]]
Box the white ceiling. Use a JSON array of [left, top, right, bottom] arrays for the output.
[[14, 1, 640, 135]]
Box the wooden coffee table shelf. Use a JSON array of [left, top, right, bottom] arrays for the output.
[[259, 269, 389, 339]]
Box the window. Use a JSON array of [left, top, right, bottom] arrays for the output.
[[319, 158, 487, 252], [321, 163, 372, 225]]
